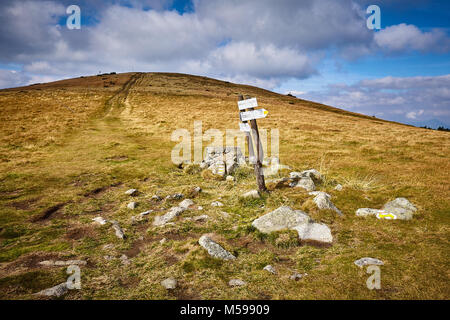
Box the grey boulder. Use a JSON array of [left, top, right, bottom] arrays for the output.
[[198, 235, 235, 260], [309, 191, 343, 215]]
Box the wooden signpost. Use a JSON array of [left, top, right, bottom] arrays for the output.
[[238, 95, 267, 193]]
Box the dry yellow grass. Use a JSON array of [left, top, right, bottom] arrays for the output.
[[0, 72, 448, 300]]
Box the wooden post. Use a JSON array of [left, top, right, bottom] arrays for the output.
[[240, 94, 267, 193]]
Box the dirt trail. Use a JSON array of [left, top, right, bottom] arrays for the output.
[[104, 72, 144, 117]]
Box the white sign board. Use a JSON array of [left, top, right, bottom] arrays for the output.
[[239, 122, 251, 132], [238, 97, 258, 110], [240, 108, 268, 121]]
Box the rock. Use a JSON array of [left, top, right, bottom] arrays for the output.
[[263, 265, 276, 274], [241, 190, 260, 199], [161, 277, 177, 290], [309, 191, 342, 215], [356, 197, 417, 220], [92, 216, 107, 225], [40, 260, 87, 266], [193, 186, 202, 193], [193, 215, 209, 221], [354, 257, 384, 268], [165, 193, 184, 200], [159, 238, 167, 244], [103, 244, 114, 250], [35, 282, 68, 298], [120, 254, 130, 265], [198, 206, 203, 210], [198, 235, 236, 260], [201, 146, 246, 176], [382, 198, 417, 220], [179, 199, 194, 209], [151, 195, 162, 201], [292, 222, 333, 244], [211, 201, 224, 207], [290, 169, 322, 182], [252, 206, 333, 246], [228, 279, 246, 287], [127, 201, 137, 209], [290, 272, 306, 281], [226, 175, 235, 182], [252, 206, 311, 233], [292, 177, 315, 191], [140, 210, 153, 216], [220, 211, 231, 218], [334, 184, 343, 191], [111, 221, 125, 239], [125, 189, 137, 196], [104, 255, 113, 261], [153, 206, 185, 226], [355, 208, 385, 217]]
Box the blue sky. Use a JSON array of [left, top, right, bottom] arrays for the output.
[[0, 0, 449, 127]]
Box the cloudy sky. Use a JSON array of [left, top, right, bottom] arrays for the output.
[[0, 0, 449, 127]]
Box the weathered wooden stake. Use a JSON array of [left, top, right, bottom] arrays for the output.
[[239, 94, 267, 193]]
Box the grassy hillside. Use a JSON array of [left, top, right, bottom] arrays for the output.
[[0, 72, 448, 299]]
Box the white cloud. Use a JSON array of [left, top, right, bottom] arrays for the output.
[[375, 23, 450, 53], [301, 74, 450, 124]]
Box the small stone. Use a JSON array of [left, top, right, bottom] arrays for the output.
[[226, 175, 235, 182], [197, 206, 203, 210], [111, 221, 125, 239], [293, 177, 315, 191], [161, 277, 177, 289], [125, 189, 138, 196], [356, 208, 384, 217], [159, 238, 167, 244], [263, 265, 276, 274], [153, 206, 185, 226], [229, 279, 246, 287], [211, 201, 224, 207], [120, 254, 130, 265], [354, 257, 384, 268], [140, 210, 153, 216], [127, 201, 137, 209], [92, 216, 107, 225], [193, 186, 202, 193], [289, 272, 305, 281], [151, 195, 162, 201], [241, 190, 260, 199], [51, 260, 86, 266], [220, 211, 231, 218], [193, 215, 209, 221], [35, 282, 68, 298], [179, 199, 194, 209], [198, 235, 236, 260], [104, 255, 113, 261], [166, 193, 184, 200], [309, 191, 342, 215], [292, 222, 333, 244], [334, 184, 343, 191]]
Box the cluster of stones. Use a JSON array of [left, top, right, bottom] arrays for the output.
[[200, 147, 246, 178], [252, 206, 333, 245], [356, 197, 417, 220]]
